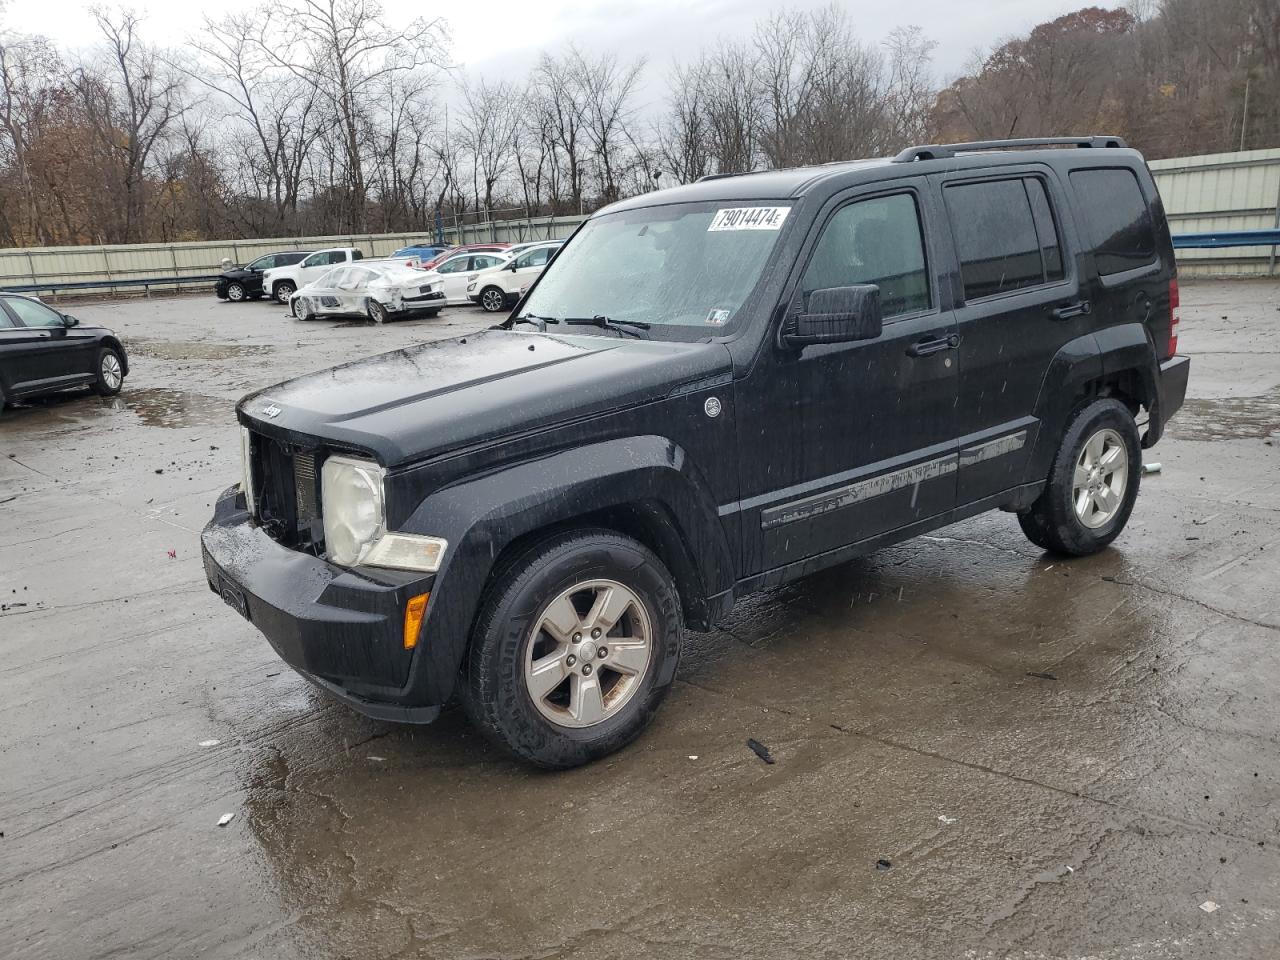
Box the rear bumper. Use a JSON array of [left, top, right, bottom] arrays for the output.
[[200, 486, 443, 723], [1145, 354, 1190, 448]]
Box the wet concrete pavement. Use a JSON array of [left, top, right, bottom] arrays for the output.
[[2, 284, 1279, 958]]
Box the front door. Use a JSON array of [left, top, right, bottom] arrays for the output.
[[1, 296, 89, 386], [738, 184, 959, 574]]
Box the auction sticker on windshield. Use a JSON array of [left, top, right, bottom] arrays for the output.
[[708, 207, 790, 231]]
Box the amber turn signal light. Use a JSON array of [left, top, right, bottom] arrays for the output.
[[404, 593, 429, 649]]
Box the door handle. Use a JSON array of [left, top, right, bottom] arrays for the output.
[[1052, 300, 1092, 321], [906, 334, 960, 357]]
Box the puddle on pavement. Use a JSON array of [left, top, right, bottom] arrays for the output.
[[1168, 389, 1280, 441], [128, 338, 273, 361], [6, 387, 232, 429]]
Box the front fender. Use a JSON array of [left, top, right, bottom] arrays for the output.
[[402, 435, 734, 705]]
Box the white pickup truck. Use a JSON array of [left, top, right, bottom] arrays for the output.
[[263, 248, 365, 304]]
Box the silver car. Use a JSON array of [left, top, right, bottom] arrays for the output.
[[289, 262, 446, 323]]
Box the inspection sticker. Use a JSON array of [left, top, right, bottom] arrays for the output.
[[708, 206, 790, 231]]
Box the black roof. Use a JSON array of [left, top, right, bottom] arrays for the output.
[[606, 138, 1142, 213]]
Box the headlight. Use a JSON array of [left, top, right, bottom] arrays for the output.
[[322, 455, 385, 566], [240, 427, 256, 516], [321, 454, 447, 572]]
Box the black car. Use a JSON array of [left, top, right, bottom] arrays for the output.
[[202, 136, 1189, 768], [215, 252, 309, 302], [0, 294, 128, 409]]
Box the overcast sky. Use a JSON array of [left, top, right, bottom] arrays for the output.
[[5, 0, 1089, 97]]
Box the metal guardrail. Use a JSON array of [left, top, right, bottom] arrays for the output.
[[1, 274, 220, 298], [1171, 229, 1280, 249]]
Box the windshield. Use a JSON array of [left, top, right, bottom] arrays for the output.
[[520, 201, 791, 336]]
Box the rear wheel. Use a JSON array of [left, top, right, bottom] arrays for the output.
[[461, 529, 683, 768], [479, 286, 508, 313], [226, 282, 247, 302], [1017, 398, 1141, 556], [273, 281, 295, 304], [95, 347, 124, 397]]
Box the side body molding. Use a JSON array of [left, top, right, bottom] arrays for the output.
[[402, 435, 735, 704]]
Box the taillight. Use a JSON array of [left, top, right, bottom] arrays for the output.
[[1167, 278, 1180, 358]]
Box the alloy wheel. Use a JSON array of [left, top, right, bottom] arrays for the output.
[[1072, 427, 1128, 528], [227, 283, 246, 302], [523, 579, 653, 728], [101, 352, 123, 390], [481, 288, 505, 312]]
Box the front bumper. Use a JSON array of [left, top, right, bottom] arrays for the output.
[[200, 486, 442, 723], [1144, 354, 1190, 448]]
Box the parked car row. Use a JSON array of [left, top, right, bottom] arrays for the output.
[[214, 239, 567, 324]]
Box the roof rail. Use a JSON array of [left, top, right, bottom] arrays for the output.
[[893, 136, 1128, 163]]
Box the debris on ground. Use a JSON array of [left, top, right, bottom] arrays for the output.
[[938, 815, 957, 824], [367, 755, 386, 762], [198, 739, 220, 748], [216, 813, 235, 827], [1027, 671, 1058, 681], [1142, 462, 1162, 476], [875, 858, 892, 871], [1199, 900, 1220, 913], [746, 738, 775, 765], [688, 755, 698, 760]]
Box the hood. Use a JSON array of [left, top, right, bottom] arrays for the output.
[[239, 329, 731, 467]]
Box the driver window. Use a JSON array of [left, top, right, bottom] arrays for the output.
[[801, 192, 930, 320], [437, 258, 465, 274], [517, 248, 551, 269], [5, 296, 66, 328], [302, 253, 325, 268]]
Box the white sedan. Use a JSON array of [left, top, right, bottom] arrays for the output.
[[288, 262, 446, 323], [417, 251, 509, 305]]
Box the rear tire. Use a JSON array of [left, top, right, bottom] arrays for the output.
[[273, 281, 295, 304], [94, 347, 124, 397], [1017, 398, 1141, 556], [461, 529, 683, 769], [479, 286, 508, 313]]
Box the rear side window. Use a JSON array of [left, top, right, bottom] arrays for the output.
[[352, 250, 364, 261], [946, 178, 1057, 300], [801, 192, 931, 319], [1069, 168, 1156, 276]]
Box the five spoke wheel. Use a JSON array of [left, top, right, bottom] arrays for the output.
[[523, 579, 652, 728], [1072, 427, 1128, 529]]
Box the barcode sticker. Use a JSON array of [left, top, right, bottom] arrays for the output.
[[708, 207, 790, 232]]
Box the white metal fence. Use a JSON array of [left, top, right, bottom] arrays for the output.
[[1149, 147, 1280, 277], [0, 215, 587, 291], [2, 148, 1278, 290]]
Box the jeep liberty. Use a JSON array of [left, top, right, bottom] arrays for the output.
[[201, 136, 1190, 768]]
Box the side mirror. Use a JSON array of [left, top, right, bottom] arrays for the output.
[[782, 285, 882, 348], [507, 261, 519, 272], [63, 314, 79, 328]]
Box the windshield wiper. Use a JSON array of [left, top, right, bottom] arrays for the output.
[[506, 312, 561, 332], [563, 315, 650, 339]]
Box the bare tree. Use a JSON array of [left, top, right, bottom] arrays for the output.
[[458, 76, 521, 215]]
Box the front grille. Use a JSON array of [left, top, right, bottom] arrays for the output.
[[249, 432, 324, 551]]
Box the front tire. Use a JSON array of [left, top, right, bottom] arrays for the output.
[[461, 530, 683, 769], [273, 281, 295, 304], [291, 297, 313, 321], [367, 300, 388, 324], [479, 286, 508, 313], [226, 282, 247, 302], [1017, 398, 1141, 556], [95, 347, 124, 397]]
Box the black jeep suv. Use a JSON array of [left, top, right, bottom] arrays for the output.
[[202, 137, 1189, 768]]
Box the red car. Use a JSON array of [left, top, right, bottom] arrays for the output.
[[418, 243, 512, 271]]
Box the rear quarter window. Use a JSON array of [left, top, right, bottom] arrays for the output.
[[1069, 168, 1157, 276]]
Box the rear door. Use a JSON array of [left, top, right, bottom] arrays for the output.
[[934, 168, 1088, 504], [0, 306, 38, 395]]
